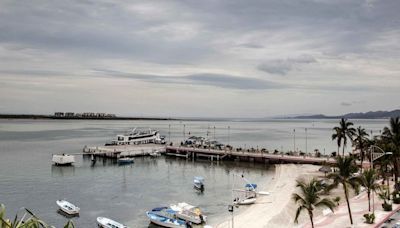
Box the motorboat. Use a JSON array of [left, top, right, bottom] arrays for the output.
[[193, 176, 204, 191], [149, 151, 162, 157], [52, 154, 75, 166], [117, 157, 134, 165], [105, 128, 162, 146], [56, 200, 80, 215], [146, 207, 187, 228], [97, 217, 128, 228], [170, 202, 206, 224], [233, 196, 257, 205]]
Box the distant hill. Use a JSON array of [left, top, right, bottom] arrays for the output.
[[292, 109, 400, 119]]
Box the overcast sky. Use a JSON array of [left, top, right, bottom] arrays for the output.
[[0, 0, 399, 118]]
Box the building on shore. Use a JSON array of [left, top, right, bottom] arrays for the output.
[[53, 112, 116, 119]]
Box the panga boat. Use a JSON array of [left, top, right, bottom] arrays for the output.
[[52, 154, 75, 166], [193, 176, 204, 191], [146, 207, 187, 228], [56, 200, 80, 215], [170, 202, 206, 224], [97, 217, 128, 228], [117, 157, 134, 165], [233, 196, 257, 205]]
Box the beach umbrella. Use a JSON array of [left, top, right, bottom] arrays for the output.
[[319, 166, 332, 176]]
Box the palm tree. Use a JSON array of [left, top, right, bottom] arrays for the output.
[[328, 156, 359, 225], [353, 126, 369, 172], [357, 169, 380, 211], [382, 117, 400, 189], [0, 203, 75, 228], [292, 178, 336, 228], [332, 127, 343, 157]]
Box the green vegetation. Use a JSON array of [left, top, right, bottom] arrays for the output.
[[327, 156, 359, 225], [357, 169, 380, 211], [0, 204, 74, 228], [292, 178, 336, 228]]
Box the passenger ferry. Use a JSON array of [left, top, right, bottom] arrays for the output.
[[105, 128, 165, 146]]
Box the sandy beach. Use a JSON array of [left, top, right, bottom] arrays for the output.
[[215, 164, 322, 228]]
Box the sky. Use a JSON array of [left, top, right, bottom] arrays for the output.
[[0, 0, 399, 118]]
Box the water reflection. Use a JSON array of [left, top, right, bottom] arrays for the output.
[[51, 165, 75, 177]]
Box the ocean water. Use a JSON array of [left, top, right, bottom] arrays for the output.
[[0, 119, 389, 227]]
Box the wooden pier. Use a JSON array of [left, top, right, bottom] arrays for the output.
[[82, 144, 166, 158], [165, 146, 337, 165]]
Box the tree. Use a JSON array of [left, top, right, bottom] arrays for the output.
[[0, 203, 75, 228], [332, 118, 356, 156], [357, 169, 380, 211], [332, 127, 342, 157], [328, 156, 359, 225], [292, 178, 336, 228], [382, 117, 400, 189], [353, 126, 369, 172]]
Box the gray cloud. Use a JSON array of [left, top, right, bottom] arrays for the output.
[[0, 0, 399, 117], [341, 102, 352, 106], [94, 69, 284, 90], [257, 55, 317, 75]]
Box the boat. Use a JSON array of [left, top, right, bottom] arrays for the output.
[[52, 154, 75, 166], [56, 200, 80, 215], [193, 176, 204, 191], [170, 202, 207, 224], [233, 196, 257, 205], [97, 217, 128, 228], [105, 128, 162, 146], [149, 150, 162, 157], [117, 157, 134, 165], [146, 207, 187, 228]]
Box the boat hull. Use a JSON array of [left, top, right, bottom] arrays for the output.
[[146, 212, 186, 228], [56, 200, 79, 215]]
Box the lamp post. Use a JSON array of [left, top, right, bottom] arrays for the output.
[[293, 129, 296, 153], [228, 126, 230, 146], [305, 128, 308, 154], [369, 145, 393, 214]]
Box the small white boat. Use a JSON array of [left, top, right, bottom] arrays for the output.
[[52, 154, 75, 166], [233, 197, 257, 205], [56, 200, 80, 215], [117, 157, 134, 165], [97, 217, 128, 228], [146, 207, 187, 228], [170, 202, 206, 224], [149, 151, 162, 157], [194, 176, 204, 191]]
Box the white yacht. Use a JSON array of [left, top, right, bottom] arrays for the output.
[[105, 128, 163, 146], [170, 202, 207, 224]]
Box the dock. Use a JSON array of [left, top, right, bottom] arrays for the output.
[[82, 144, 166, 158], [165, 146, 337, 165]]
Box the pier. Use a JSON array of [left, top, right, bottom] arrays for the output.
[[165, 146, 338, 165], [82, 144, 166, 158]]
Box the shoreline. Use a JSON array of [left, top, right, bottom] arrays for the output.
[[214, 164, 322, 228]]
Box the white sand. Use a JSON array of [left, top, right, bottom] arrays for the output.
[[214, 164, 321, 228]]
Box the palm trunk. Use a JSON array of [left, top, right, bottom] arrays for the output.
[[338, 145, 340, 157], [309, 211, 314, 228], [342, 145, 345, 157], [367, 191, 371, 211], [395, 157, 400, 191], [360, 149, 364, 173], [343, 182, 353, 224]]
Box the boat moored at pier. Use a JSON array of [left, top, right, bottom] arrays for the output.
[[170, 202, 207, 224], [105, 128, 164, 146]]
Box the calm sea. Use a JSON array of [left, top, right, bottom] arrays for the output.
[[0, 119, 389, 227]]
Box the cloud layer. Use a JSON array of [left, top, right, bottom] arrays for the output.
[[0, 0, 399, 117]]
